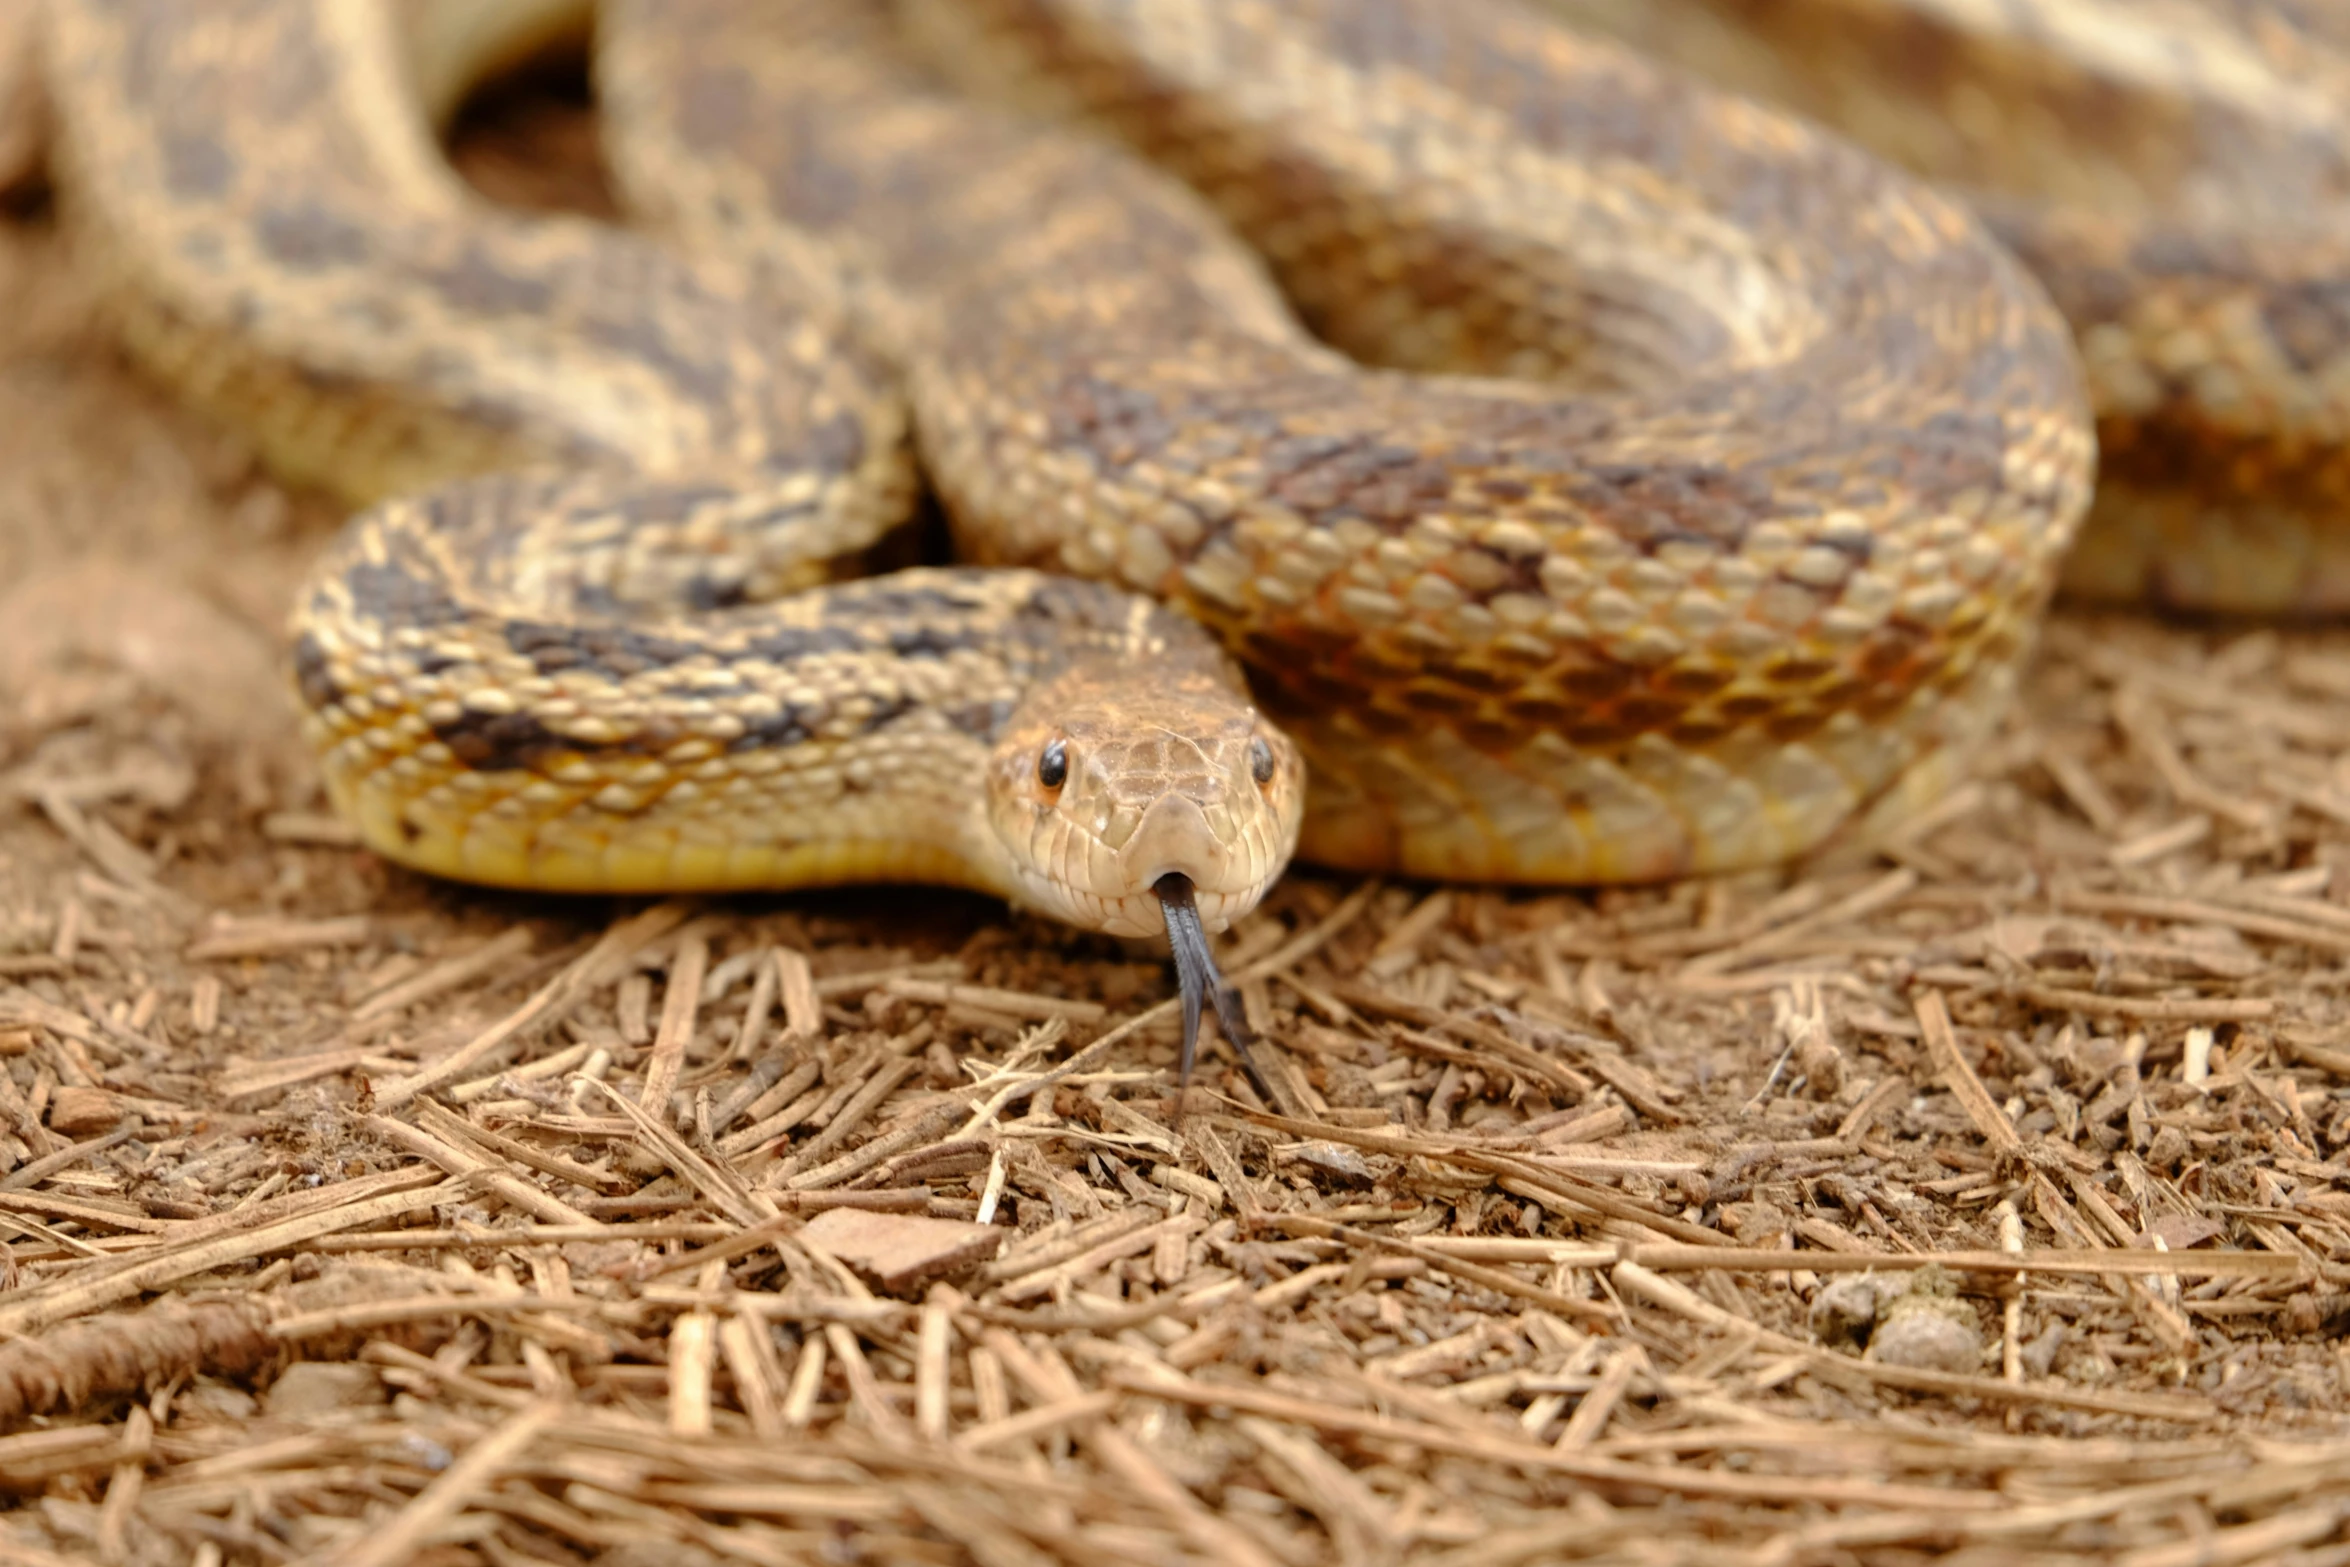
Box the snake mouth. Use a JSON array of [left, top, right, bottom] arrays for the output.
[[1154, 873, 1276, 1105]]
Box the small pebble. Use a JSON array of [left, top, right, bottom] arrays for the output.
[[1808, 1275, 1882, 1351], [1864, 1267, 1984, 1374], [1867, 1307, 1984, 1374], [1720, 1199, 1793, 1246], [262, 1361, 387, 1418]]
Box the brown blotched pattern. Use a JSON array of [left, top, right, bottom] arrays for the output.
[[1540, 0, 2350, 616], [46, 0, 2093, 903], [608, 0, 2091, 880]]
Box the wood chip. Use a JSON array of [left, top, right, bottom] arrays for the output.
[[798, 1207, 1008, 1293], [8, 90, 2350, 1567]]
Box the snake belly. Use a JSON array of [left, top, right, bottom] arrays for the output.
[[1536, 0, 2350, 617], [44, 0, 2096, 894]]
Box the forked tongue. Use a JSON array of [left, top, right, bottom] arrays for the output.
[[1154, 873, 1277, 1106]]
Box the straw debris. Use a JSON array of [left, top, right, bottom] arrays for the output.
[[0, 54, 2347, 1567]]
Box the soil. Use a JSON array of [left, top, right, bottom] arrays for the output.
[[0, 38, 2347, 1567]]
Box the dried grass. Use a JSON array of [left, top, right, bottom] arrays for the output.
[[0, 54, 2343, 1567]]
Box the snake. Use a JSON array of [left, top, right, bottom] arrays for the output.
[[33, 0, 2128, 1076], [1540, 0, 2350, 617]]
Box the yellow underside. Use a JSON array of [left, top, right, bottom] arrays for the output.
[[337, 775, 993, 897]]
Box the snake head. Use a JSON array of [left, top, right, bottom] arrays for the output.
[[986, 658, 1305, 941]]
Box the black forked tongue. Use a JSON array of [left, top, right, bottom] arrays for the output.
[[1154, 872, 1277, 1107]]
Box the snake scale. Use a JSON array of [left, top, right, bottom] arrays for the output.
[[33, 0, 2325, 1069], [1539, 0, 2350, 617]]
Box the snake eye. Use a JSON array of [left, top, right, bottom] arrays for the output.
[[1249, 736, 1276, 786], [1037, 738, 1069, 791]]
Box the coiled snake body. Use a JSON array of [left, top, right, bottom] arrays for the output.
[[82, 0, 2350, 1077], [75, 0, 2328, 1069], [1545, 0, 2350, 618], [40, 0, 2101, 904]]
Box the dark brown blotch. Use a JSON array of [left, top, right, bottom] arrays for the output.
[[1501, 693, 1576, 727], [1397, 683, 1475, 715], [1557, 663, 1637, 700], [346, 558, 469, 629], [254, 200, 371, 271], [947, 697, 1016, 739], [1349, 703, 1422, 740], [433, 707, 572, 772], [1655, 664, 1735, 696], [161, 133, 235, 200], [1715, 693, 1781, 722], [729, 704, 818, 752], [1667, 719, 1733, 748], [288, 631, 343, 712], [1764, 706, 1831, 743], [506, 621, 703, 681], [886, 622, 982, 659], [1563, 717, 1639, 748], [423, 244, 557, 317], [1616, 695, 1689, 731], [578, 296, 732, 409]]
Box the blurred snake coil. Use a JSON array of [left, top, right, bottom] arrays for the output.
[[63, 0, 2328, 950]]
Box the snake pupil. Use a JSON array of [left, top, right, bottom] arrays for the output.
[[1038, 738, 1069, 790], [1249, 736, 1275, 785]]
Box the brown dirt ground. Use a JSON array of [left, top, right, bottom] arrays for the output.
[[1, 41, 2349, 1567]]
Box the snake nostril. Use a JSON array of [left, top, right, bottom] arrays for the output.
[[1124, 793, 1223, 886]]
